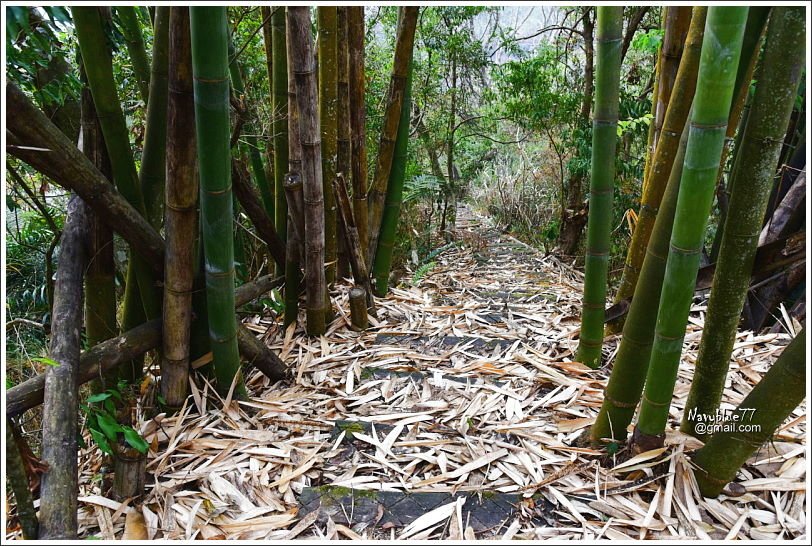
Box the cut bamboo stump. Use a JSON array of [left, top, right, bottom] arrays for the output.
[[349, 287, 369, 331], [112, 445, 146, 501]]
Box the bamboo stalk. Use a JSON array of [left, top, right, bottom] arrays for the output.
[[652, 7, 693, 152], [691, 329, 806, 497], [5, 83, 165, 274], [116, 6, 151, 103], [272, 6, 289, 277], [634, 7, 749, 448], [367, 7, 419, 264], [285, 9, 303, 327], [190, 6, 245, 398], [140, 6, 170, 229], [6, 420, 39, 539], [161, 6, 197, 411], [288, 6, 328, 336], [39, 196, 89, 540], [334, 173, 377, 314], [575, 7, 623, 369], [682, 7, 805, 439], [372, 62, 413, 297], [347, 7, 369, 253], [336, 7, 352, 280], [318, 7, 339, 286], [611, 8, 707, 313]]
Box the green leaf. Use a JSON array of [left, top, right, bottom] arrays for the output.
[[97, 412, 123, 441], [31, 356, 60, 368], [86, 392, 113, 404], [123, 427, 149, 454], [90, 428, 113, 455]]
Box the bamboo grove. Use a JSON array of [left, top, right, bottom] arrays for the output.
[[3, 5, 808, 540]]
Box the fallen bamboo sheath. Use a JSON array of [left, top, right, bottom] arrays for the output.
[[334, 173, 377, 316], [348, 287, 369, 331], [7, 274, 287, 418]]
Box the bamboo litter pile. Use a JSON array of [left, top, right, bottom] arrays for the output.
[[55, 207, 806, 540]]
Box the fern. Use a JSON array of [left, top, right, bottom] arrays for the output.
[[411, 261, 436, 285]]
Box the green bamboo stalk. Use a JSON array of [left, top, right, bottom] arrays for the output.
[[681, 7, 805, 439], [161, 6, 197, 411], [639, 9, 661, 198], [367, 7, 419, 264], [272, 7, 289, 278], [372, 62, 413, 297], [575, 7, 623, 369], [691, 329, 806, 497], [634, 7, 749, 447], [347, 7, 369, 256], [74, 7, 161, 384], [318, 7, 338, 286], [591, 121, 689, 445], [140, 6, 169, 230], [611, 7, 707, 313], [6, 420, 39, 539], [288, 6, 328, 336], [190, 6, 246, 399], [228, 39, 275, 221], [116, 6, 151, 104]]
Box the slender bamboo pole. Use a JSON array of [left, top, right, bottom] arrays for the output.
[[6, 420, 38, 539], [272, 7, 289, 277], [161, 6, 197, 411], [640, 8, 663, 197], [634, 7, 749, 449], [39, 196, 89, 540], [682, 7, 805, 438], [140, 7, 169, 229], [372, 62, 413, 296], [334, 173, 377, 314], [691, 329, 806, 497], [367, 7, 419, 264], [117, 6, 151, 103], [190, 6, 246, 398], [347, 7, 369, 254], [611, 8, 706, 313], [652, 7, 693, 152], [318, 7, 339, 286], [285, 9, 303, 327], [288, 6, 328, 336], [575, 7, 623, 369], [336, 7, 352, 280]]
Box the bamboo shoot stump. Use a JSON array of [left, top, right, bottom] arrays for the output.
[[349, 287, 369, 331]]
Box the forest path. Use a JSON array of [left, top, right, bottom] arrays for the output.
[[71, 204, 804, 541]]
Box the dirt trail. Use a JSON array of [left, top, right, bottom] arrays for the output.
[[64, 204, 804, 541]]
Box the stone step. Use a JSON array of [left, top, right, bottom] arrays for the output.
[[297, 486, 556, 535]]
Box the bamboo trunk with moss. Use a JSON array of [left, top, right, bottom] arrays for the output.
[[691, 329, 806, 497], [117, 6, 151, 103], [611, 8, 706, 315], [272, 7, 289, 277], [372, 63, 413, 297], [190, 6, 246, 398], [288, 6, 328, 336], [318, 7, 338, 286], [161, 6, 197, 411], [681, 7, 805, 439], [575, 7, 623, 369], [39, 196, 89, 540], [633, 7, 749, 449], [367, 7, 419, 264], [347, 7, 369, 257]]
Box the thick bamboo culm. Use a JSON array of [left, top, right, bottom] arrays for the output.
[[161, 6, 197, 411], [691, 329, 806, 497], [285, 9, 303, 326], [367, 7, 419, 265], [39, 196, 89, 540], [681, 7, 805, 438], [634, 7, 749, 448], [575, 6, 623, 369], [652, 7, 693, 153], [349, 287, 369, 331], [336, 7, 352, 279], [189, 7, 246, 399], [334, 173, 377, 315], [6, 83, 165, 273], [347, 7, 369, 253], [284, 173, 307, 247], [611, 8, 706, 311], [6, 420, 39, 539], [318, 7, 339, 286], [288, 6, 328, 336], [271, 6, 289, 276]]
